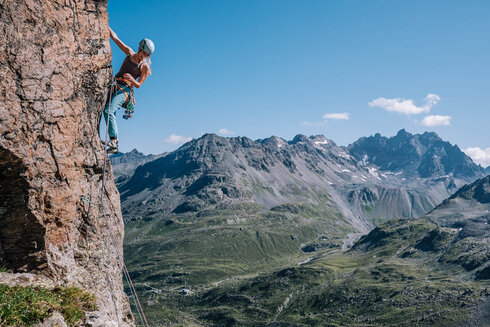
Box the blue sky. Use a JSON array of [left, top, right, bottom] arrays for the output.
[[105, 0, 490, 166]]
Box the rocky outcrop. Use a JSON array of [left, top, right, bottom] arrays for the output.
[[0, 0, 133, 325]]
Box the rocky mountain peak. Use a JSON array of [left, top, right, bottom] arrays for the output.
[[128, 148, 145, 156], [310, 134, 333, 145], [348, 129, 484, 179], [395, 128, 412, 139], [111, 148, 145, 160], [259, 136, 288, 149], [419, 131, 442, 143], [290, 134, 310, 144]]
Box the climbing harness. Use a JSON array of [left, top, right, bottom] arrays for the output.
[[95, 78, 150, 327], [116, 78, 136, 119]]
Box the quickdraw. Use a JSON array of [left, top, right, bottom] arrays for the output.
[[116, 78, 136, 119]]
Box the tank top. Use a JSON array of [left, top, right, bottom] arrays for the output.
[[115, 55, 142, 80]]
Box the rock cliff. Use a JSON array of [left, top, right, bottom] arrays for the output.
[[0, 0, 134, 325]]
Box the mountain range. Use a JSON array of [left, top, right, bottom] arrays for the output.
[[110, 130, 489, 326], [115, 129, 483, 228]]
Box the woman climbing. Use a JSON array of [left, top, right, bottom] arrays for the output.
[[103, 27, 155, 154]]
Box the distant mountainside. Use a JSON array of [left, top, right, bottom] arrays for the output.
[[130, 174, 490, 326], [118, 133, 371, 232], [425, 175, 490, 226], [110, 149, 166, 185], [485, 166, 490, 174], [116, 130, 483, 229], [348, 129, 484, 179], [113, 130, 485, 297]]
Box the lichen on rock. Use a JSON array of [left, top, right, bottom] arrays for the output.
[[0, 0, 134, 325]]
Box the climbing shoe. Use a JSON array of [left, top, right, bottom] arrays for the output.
[[102, 139, 118, 149], [107, 146, 119, 154]]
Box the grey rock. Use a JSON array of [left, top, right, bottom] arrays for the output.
[[34, 312, 67, 327], [0, 272, 55, 288]]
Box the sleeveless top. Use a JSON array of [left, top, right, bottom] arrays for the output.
[[115, 55, 142, 80]]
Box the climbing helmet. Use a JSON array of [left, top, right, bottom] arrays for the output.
[[138, 38, 155, 55]]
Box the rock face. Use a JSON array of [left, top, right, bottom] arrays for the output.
[[0, 0, 134, 325]]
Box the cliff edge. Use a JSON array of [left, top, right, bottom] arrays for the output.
[[0, 0, 134, 325]]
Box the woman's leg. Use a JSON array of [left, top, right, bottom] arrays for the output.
[[103, 89, 127, 140]]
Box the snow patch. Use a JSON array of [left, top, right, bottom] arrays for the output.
[[361, 154, 369, 165], [338, 152, 352, 159], [368, 167, 381, 180]]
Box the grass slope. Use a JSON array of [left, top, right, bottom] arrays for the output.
[[0, 285, 96, 326], [124, 199, 350, 287], [128, 218, 489, 326]]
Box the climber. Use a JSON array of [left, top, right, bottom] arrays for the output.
[[103, 27, 155, 154]]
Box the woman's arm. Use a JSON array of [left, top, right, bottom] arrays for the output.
[[109, 27, 134, 56], [123, 64, 150, 88]]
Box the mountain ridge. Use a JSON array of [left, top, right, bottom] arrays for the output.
[[115, 130, 483, 228]]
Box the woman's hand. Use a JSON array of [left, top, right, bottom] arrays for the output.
[[123, 67, 150, 89], [123, 73, 137, 85]]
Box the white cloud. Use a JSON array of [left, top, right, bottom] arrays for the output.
[[218, 128, 235, 135], [464, 147, 490, 167], [420, 115, 451, 127], [164, 134, 193, 145], [323, 112, 350, 120], [369, 93, 440, 115], [424, 93, 441, 108]]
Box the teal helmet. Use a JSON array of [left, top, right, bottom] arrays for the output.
[[138, 38, 155, 55]]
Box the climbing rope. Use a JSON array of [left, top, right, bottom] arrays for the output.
[[99, 78, 150, 327]]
